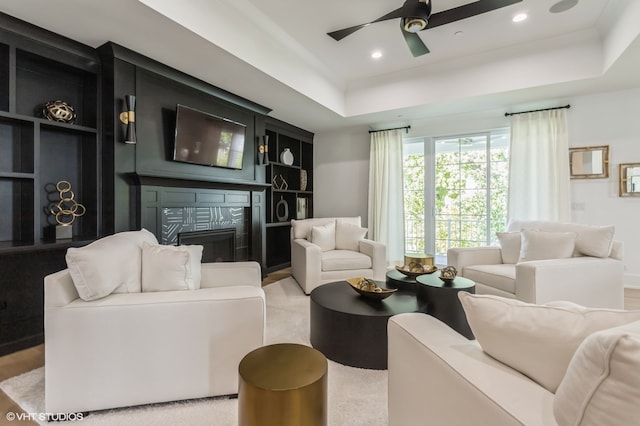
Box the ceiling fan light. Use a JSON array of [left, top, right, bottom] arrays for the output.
[[403, 17, 427, 33]]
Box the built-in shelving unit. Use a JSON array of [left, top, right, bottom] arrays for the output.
[[264, 121, 313, 272], [0, 37, 100, 250]]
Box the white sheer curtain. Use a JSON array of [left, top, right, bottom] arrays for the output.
[[508, 109, 571, 222], [367, 129, 405, 265]]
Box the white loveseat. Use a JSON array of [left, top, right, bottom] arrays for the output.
[[447, 221, 624, 308], [388, 295, 640, 426], [45, 230, 266, 414], [290, 217, 386, 294]]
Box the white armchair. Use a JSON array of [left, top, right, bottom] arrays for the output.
[[447, 221, 624, 308], [45, 231, 266, 414], [290, 217, 387, 294]]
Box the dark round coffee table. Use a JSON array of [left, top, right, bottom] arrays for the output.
[[416, 274, 475, 339], [310, 281, 419, 370]]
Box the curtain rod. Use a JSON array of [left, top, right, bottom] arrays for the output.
[[368, 125, 411, 134], [505, 104, 570, 117]]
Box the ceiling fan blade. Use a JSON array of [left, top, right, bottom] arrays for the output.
[[327, 24, 370, 41], [328, 5, 407, 41], [427, 0, 523, 29], [402, 29, 430, 57], [371, 6, 409, 24]]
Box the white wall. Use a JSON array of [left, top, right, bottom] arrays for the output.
[[314, 88, 640, 284], [314, 125, 370, 226], [568, 88, 640, 286]]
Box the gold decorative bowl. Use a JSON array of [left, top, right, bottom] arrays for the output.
[[395, 263, 438, 278], [346, 277, 397, 300]]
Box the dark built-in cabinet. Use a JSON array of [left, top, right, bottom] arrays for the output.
[[0, 12, 314, 355], [264, 119, 314, 272], [0, 14, 100, 355]]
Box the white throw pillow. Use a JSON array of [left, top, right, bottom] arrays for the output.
[[335, 222, 368, 251], [311, 222, 336, 252], [66, 229, 158, 301], [496, 232, 521, 264], [553, 320, 640, 426], [458, 292, 640, 393], [141, 243, 203, 292], [574, 225, 615, 258], [518, 229, 576, 262]]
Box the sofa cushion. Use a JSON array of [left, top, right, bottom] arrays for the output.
[[518, 229, 576, 262], [463, 264, 516, 294], [553, 320, 640, 426], [458, 292, 640, 393], [141, 243, 203, 292], [66, 229, 159, 301], [507, 221, 615, 258], [291, 216, 361, 240], [311, 222, 336, 252], [322, 250, 372, 272], [496, 232, 521, 264], [335, 222, 368, 251]]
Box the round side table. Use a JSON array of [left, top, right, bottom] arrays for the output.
[[238, 343, 327, 426], [386, 269, 419, 291], [416, 274, 475, 339]]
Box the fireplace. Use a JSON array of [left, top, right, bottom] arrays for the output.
[[138, 183, 263, 264], [178, 229, 237, 262]]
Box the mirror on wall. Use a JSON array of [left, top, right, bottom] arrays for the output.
[[569, 145, 609, 179], [619, 163, 640, 197]]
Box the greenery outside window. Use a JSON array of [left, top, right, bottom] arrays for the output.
[[403, 130, 510, 263]]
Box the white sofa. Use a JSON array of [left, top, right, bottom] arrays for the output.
[[45, 257, 265, 414], [290, 216, 386, 294], [388, 313, 556, 425], [388, 296, 640, 426], [447, 220, 624, 308]]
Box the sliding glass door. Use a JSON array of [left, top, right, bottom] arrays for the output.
[[403, 130, 509, 263]]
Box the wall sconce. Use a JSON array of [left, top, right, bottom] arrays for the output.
[[258, 135, 269, 165], [119, 95, 137, 144]]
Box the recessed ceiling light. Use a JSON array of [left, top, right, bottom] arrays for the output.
[[371, 50, 382, 59], [512, 13, 528, 23], [550, 0, 578, 13]]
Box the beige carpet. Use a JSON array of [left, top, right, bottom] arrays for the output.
[[0, 277, 388, 425]]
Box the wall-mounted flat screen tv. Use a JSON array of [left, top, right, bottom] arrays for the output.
[[173, 104, 246, 170]]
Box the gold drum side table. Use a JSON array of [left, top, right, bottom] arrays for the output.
[[238, 343, 328, 426]]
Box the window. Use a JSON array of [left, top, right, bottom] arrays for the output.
[[403, 130, 509, 263]]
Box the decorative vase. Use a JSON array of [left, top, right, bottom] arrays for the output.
[[300, 169, 308, 191], [276, 196, 289, 222], [281, 148, 294, 165]]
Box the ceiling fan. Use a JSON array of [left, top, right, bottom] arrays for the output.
[[327, 0, 523, 57]]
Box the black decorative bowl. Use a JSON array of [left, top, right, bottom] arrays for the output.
[[346, 277, 397, 300]]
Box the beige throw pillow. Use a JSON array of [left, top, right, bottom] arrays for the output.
[[141, 243, 203, 292], [311, 222, 336, 252], [458, 292, 640, 393], [553, 320, 640, 426], [335, 222, 368, 251], [496, 232, 521, 264], [66, 229, 159, 301], [518, 229, 576, 262]]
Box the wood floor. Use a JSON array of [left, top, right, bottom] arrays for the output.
[[0, 267, 292, 423], [2, 270, 637, 422]]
